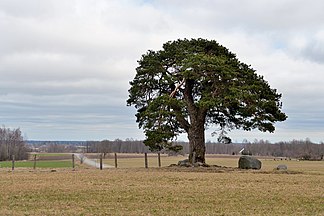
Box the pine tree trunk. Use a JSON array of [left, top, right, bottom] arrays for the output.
[[184, 79, 207, 164], [188, 120, 206, 164]]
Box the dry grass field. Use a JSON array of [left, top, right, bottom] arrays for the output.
[[102, 153, 324, 173], [0, 155, 323, 215]]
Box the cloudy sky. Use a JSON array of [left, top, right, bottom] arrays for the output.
[[1, 0, 323, 143]]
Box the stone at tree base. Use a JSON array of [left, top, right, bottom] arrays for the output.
[[177, 159, 210, 167], [178, 159, 191, 167], [276, 164, 288, 170], [238, 156, 262, 170]]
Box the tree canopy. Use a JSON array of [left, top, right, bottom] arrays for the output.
[[127, 38, 287, 163]]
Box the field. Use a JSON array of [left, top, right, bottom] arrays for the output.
[[0, 160, 72, 168], [0, 153, 73, 168], [0, 154, 323, 215], [102, 153, 324, 173]]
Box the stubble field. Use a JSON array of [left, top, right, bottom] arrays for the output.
[[0, 155, 323, 215]]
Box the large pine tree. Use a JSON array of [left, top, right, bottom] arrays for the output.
[[127, 38, 287, 163]]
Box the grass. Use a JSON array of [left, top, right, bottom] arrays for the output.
[[102, 153, 188, 168], [0, 153, 74, 168], [102, 153, 324, 174], [31, 153, 73, 160], [33, 153, 70, 157], [0, 168, 323, 215], [0, 160, 73, 168], [0, 154, 323, 215]]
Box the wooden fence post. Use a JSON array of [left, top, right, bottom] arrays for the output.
[[158, 153, 161, 168], [114, 153, 118, 168], [144, 153, 148, 168], [99, 154, 103, 170], [72, 154, 75, 170], [33, 154, 37, 170], [12, 155, 15, 171]]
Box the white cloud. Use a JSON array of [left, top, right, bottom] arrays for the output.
[[0, 0, 324, 142]]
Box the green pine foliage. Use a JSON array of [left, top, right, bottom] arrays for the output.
[[127, 38, 287, 161]]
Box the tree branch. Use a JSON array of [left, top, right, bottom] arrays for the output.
[[170, 104, 190, 132], [170, 78, 185, 98], [184, 79, 197, 115]]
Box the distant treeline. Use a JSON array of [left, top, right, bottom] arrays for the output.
[[0, 126, 28, 161], [27, 138, 324, 160], [84, 139, 324, 160], [243, 139, 324, 160]]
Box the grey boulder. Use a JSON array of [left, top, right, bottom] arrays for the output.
[[276, 164, 288, 170], [238, 156, 262, 170]]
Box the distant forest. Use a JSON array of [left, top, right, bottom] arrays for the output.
[[28, 139, 324, 160], [1, 125, 322, 161]]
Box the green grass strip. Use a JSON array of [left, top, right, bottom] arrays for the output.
[[0, 160, 73, 168]]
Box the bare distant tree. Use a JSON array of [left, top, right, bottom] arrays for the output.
[[0, 126, 28, 161]]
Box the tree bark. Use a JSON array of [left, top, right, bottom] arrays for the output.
[[184, 79, 207, 164], [187, 110, 206, 164], [188, 124, 206, 163]]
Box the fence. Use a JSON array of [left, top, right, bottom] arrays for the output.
[[0, 153, 170, 171]]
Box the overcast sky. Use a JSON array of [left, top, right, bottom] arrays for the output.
[[1, 0, 323, 143]]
